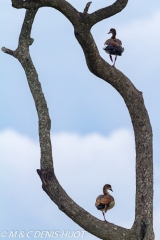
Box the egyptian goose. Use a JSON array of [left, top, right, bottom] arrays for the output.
[[95, 184, 115, 221], [103, 28, 124, 67]]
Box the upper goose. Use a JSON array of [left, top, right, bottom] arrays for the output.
[[103, 28, 124, 67], [95, 184, 115, 221]]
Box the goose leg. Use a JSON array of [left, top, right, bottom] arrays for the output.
[[109, 54, 113, 62], [112, 55, 117, 67], [102, 211, 107, 221]]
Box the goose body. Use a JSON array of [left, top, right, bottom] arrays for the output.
[[103, 28, 124, 67], [105, 37, 122, 48], [95, 184, 115, 221]]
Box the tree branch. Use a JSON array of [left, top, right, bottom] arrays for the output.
[[73, 26, 153, 238], [37, 169, 129, 240], [2, 9, 53, 169], [1, 47, 14, 56], [12, 0, 80, 26], [88, 0, 128, 26]]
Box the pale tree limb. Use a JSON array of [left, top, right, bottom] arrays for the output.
[[2, 0, 154, 239]]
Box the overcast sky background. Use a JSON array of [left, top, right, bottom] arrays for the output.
[[1, 0, 160, 239]]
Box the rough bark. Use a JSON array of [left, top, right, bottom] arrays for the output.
[[2, 1, 154, 239]]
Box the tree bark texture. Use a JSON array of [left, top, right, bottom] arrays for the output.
[[2, 1, 154, 239]]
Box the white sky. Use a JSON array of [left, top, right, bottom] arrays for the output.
[[1, 0, 160, 239]]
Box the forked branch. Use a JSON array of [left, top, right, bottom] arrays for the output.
[[11, 0, 128, 27], [3, 1, 154, 239]]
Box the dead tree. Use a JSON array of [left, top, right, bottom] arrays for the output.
[[2, 0, 154, 239]]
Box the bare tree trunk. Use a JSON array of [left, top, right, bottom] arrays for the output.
[[2, 1, 154, 239]]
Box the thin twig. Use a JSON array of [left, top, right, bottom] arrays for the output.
[[83, 2, 92, 14], [1, 47, 14, 56]]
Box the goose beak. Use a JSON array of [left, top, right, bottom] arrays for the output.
[[108, 31, 111, 34], [110, 188, 113, 192]]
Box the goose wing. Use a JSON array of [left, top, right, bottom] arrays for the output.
[[105, 38, 122, 46], [115, 38, 122, 45], [105, 39, 113, 45], [95, 195, 115, 211]]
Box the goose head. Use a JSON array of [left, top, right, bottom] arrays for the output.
[[108, 28, 116, 38], [103, 184, 113, 195]]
